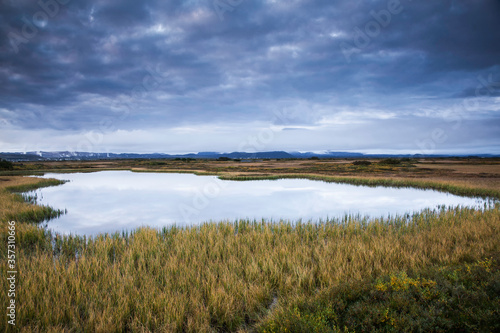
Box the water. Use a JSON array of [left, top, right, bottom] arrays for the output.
[[31, 171, 486, 236]]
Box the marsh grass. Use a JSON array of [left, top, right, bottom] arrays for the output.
[[5, 178, 66, 193], [219, 174, 500, 200], [1, 204, 499, 332], [0, 168, 127, 177], [1, 174, 500, 331], [0, 178, 67, 224], [0, 178, 67, 226]]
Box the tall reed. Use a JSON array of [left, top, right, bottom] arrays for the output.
[[1, 204, 499, 332]]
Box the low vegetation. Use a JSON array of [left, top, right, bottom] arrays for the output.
[[219, 174, 500, 200], [0, 177, 67, 224], [0, 159, 13, 171], [0, 160, 499, 332], [352, 160, 372, 166], [378, 158, 402, 165], [260, 257, 500, 332]]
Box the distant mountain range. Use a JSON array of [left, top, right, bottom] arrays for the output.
[[1, 151, 498, 162]]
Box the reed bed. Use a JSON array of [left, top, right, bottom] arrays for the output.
[[0, 178, 67, 224], [0, 175, 499, 331], [1, 205, 499, 331]]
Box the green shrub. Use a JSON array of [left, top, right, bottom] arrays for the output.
[[378, 158, 401, 165], [260, 257, 500, 332], [352, 160, 372, 166], [0, 159, 13, 170]]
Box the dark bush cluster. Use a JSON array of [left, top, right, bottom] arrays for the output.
[[148, 161, 168, 166], [352, 160, 372, 166], [173, 157, 195, 162], [378, 158, 401, 165], [0, 158, 14, 170]]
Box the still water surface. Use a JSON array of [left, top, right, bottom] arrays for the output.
[[33, 171, 486, 236]]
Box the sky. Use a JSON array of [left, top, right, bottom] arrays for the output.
[[1, 0, 499, 154]]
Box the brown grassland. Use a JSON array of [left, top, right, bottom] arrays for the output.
[[1, 158, 499, 332]]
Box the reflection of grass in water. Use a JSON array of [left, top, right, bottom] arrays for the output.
[[5, 203, 66, 223]]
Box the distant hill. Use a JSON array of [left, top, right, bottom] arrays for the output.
[[0, 151, 498, 162], [290, 151, 364, 158], [0, 151, 295, 161], [0, 152, 46, 161]]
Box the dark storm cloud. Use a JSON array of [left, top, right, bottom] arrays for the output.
[[0, 0, 499, 152]]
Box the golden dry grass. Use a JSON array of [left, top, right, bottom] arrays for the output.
[[1, 207, 499, 332], [0, 168, 499, 332]]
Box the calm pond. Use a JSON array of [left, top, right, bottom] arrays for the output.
[[32, 171, 486, 236]]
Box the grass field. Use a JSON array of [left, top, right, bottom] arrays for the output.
[[1, 158, 499, 332]]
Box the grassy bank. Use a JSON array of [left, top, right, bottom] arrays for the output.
[[0, 177, 66, 224], [125, 166, 500, 200], [219, 174, 500, 200], [0, 174, 499, 331]]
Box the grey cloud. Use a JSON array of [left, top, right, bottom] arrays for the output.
[[0, 0, 499, 152]]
